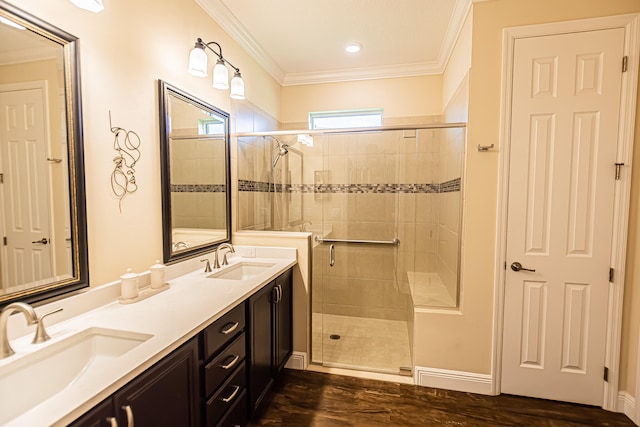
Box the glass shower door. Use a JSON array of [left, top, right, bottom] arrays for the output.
[[313, 130, 412, 375]]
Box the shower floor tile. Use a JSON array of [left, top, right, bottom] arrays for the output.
[[312, 313, 411, 374]]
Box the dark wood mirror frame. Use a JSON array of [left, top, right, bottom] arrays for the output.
[[0, 1, 89, 308], [158, 80, 232, 263]]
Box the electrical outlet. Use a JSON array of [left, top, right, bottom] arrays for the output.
[[331, 208, 341, 218], [237, 247, 256, 258]]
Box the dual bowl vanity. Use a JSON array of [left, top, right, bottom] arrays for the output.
[[0, 246, 296, 426]]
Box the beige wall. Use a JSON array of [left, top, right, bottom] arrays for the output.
[[280, 75, 443, 125], [10, 0, 281, 285]]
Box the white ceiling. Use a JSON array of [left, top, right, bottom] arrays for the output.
[[196, 0, 473, 86]]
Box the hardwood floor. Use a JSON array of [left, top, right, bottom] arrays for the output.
[[250, 370, 635, 426]]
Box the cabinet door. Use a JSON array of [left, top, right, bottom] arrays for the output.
[[113, 338, 199, 427], [274, 269, 293, 375], [247, 281, 275, 418], [69, 399, 115, 427]]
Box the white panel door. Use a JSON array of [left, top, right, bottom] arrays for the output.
[[502, 28, 624, 405], [0, 88, 52, 289]]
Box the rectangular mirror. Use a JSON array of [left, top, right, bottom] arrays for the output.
[[0, 1, 88, 307], [158, 80, 231, 263]]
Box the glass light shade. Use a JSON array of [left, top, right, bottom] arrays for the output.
[[212, 59, 229, 90], [230, 72, 245, 99], [188, 46, 208, 77], [69, 0, 104, 13]]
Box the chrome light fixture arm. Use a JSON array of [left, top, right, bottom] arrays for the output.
[[196, 38, 240, 74]]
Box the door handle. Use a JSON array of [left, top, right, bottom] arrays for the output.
[[31, 238, 48, 245], [329, 244, 335, 267], [510, 262, 535, 272]]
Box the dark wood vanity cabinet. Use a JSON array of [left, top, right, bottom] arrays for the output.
[[247, 268, 293, 419], [70, 267, 293, 427], [70, 338, 199, 427]]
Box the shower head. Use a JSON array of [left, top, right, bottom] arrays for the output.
[[272, 144, 289, 168], [267, 135, 290, 168]]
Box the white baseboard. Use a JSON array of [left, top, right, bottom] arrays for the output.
[[414, 366, 493, 395], [284, 351, 307, 370], [618, 391, 638, 425]]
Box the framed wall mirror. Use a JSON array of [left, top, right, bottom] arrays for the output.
[[158, 80, 231, 263], [0, 1, 88, 307]]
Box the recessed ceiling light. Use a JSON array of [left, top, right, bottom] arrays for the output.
[[345, 43, 362, 54]]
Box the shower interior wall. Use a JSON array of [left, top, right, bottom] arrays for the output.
[[237, 120, 463, 316]]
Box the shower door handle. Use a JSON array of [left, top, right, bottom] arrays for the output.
[[329, 244, 335, 267]]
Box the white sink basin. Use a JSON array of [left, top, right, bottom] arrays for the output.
[[0, 327, 152, 424], [208, 261, 275, 281]]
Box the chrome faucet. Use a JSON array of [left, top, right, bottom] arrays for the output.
[[0, 302, 38, 358], [214, 243, 235, 269]]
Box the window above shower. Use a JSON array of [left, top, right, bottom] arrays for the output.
[[308, 108, 383, 129]]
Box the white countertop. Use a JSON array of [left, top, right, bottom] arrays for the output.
[[0, 246, 297, 427]]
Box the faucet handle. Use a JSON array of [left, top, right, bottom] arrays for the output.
[[201, 258, 212, 273], [33, 307, 63, 344]]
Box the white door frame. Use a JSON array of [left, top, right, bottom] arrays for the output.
[[492, 14, 640, 411]]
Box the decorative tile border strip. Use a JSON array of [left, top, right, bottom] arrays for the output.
[[238, 178, 461, 194], [171, 184, 226, 193]]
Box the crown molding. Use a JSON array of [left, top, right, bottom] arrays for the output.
[[197, 0, 473, 86], [282, 61, 443, 86], [195, 0, 285, 83], [437, 0, 473, 72]]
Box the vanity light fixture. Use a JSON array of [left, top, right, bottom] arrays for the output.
[[69, 0, 104, 13], [188, 38, 245, 100]]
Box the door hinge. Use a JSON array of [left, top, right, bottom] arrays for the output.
[[615, 163, 625, 180], [604, 366, 609, 382], [609, 268, 614, 283], [0, 173, 3, 184], [623, 56, 628, 72], [2, 237, 6, 246]]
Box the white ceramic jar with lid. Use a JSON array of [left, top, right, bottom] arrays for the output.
[[120, 268, 139, 299], [150, 260, 165, 289]]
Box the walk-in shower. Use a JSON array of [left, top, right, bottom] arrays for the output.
[[237, 123, 465, 378]]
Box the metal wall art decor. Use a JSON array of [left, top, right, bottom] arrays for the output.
[[109, 111, 141, 211]]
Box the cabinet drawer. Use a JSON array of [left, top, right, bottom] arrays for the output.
[[217, 389, 247, 427], [205, 362, 246, 427], [204, 332, 246, 397], [203, 303, 245, 359]]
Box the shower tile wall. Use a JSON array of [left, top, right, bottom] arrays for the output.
[[237, 136, 272, 230], [170, 135, 227, 229], [437, 127, 464, 302], [237, 125, 463, 314], [232, 100, 280, 232]]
